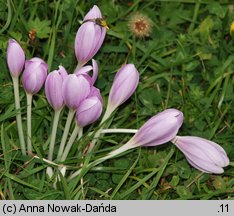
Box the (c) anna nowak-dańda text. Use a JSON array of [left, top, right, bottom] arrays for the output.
[[17, 203, 117, 213]]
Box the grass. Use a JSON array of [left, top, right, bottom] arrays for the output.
[[0, 0, 234, 200]]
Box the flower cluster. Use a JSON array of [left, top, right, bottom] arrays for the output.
[[6, 5, 229, 181]]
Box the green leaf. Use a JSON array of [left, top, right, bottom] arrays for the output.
[[176, 186, 192, 198], [199, 16, 214, 42], [3, 172, 40, 191], [208, 2, 227, 18], [28, 18, 51, 39]]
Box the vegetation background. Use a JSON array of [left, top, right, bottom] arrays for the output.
[[0, 0, 233, 200]]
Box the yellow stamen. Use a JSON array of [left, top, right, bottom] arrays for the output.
[[230, 21, 234, 35]]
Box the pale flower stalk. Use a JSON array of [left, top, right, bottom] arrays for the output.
[[69, 108, 183, 180], [88, 64, 139, 152], [7, 39, 26, 155], [22, 57, 48, 154], [60, 93, 103, 163], [45, 66, 68, 168], [57, 74, 91, 160]]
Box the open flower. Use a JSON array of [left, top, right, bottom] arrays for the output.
[[172, 136, 230, 174], [75, 59, 98, 85]]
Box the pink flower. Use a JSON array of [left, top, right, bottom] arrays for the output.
[[75, 59, 98, 85], [22, 57, 48, 94], [172, 136, 229, 174], [76, 96, 103, 127], [7, 39, 25, 77], [45, 66, 68, 110], [75, 5, 106, 66], [108, 64, 139, 112], [128, 109, 183, 147], [62, 74, 91, 110]]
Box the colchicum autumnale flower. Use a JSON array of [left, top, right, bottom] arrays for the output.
[[76, 96, 103, 127], [69, 108, 184, 180], [7, 39, 25, 77], [75, 5, 107, 67], [75, 59, 98, 85], [107, 64, 139, 113], [22, 57, 48, 94], [172, 136, 230, 174], [7, 39, 26, 155], [45, 66, 68, 110], [62, 74, 91, 110]]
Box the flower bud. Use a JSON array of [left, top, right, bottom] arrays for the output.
[[62, 74, 90, 110], [75, 59, 98, 85], [76, 96, 102, 127], [127, 109, 183, 148], [45, 66, 68, 110], [172, 136, 229, 174], [7, 39, 25, 77], [22, 57, 48, 94], [75, 5, 106, 66], [108, 64, 139, 111]]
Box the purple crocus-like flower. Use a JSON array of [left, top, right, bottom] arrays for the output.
[[76, 96, 103, 127], [62, 74, 91, 110], [127, 109, 183, 148], [45, 66, 68, 110], [107, 108, 183, 160], [7, 39, 25, 77], [22, 57, 48, 94], [75, 59, 98, 85], [108, 64, 139, 112], [75, 5, 106, 66], [172, 136, 230, 174]]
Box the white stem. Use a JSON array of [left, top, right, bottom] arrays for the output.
[[26, 93, 33, 154], [48, 109, 62, 161], [61, 124, 80, 161], [57, 109, 75, 160], [88, 105, 114, 152], [33, 155, 61, 167], [68, 143, 132, 181], [12, 76, 26, 155], [78, 127, 83, 140], [75, 62, 84, 72], [101, 129, 138, 134]]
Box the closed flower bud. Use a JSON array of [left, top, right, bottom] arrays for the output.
[[45, 66, 68, 110], [76, 96, 103, 127], [108, 64, 139, 112], [75, 5, 106, 66], [62, 74, 90, 110], [22, 57, 48, 94], [7, 39, 25, 77], [127, 109, 183, 148], [172, 136, 229, 174], [106, 109, 183, 162], [75, 59, 98, 85]]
